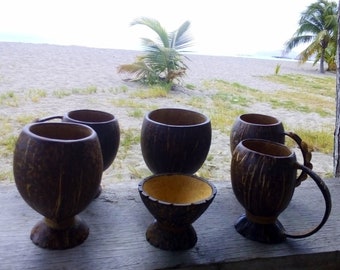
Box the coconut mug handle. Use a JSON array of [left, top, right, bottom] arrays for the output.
[[284, 163, 332, 239], [284, 131, 313, 186], [35, 115, 63, 122]]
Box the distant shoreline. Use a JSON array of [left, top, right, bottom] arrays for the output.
[[0, 38, 301, 61]]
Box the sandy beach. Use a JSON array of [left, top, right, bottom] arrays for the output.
[[0, 41, 325, 92], [0, 41, 335, 185]]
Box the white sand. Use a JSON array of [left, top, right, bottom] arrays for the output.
[[0, 41, 335, 184]]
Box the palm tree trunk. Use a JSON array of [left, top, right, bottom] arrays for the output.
[[320, 49, 326, 74], [333, 0, 340, 177]]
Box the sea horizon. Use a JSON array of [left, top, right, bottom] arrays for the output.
[[0, 35, 302, 63]]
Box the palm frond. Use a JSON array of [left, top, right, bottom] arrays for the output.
[[131, 17, 169, 48], [284, 0, 338, 72], [169, 21, 193, 51], [119, 17, 193, 84]]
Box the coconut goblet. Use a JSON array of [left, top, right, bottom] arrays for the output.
[[37, 109, 120, 197], [62, 109, 120, 171], [13, 122, 103, 249], [138, 174, 216, 250], [140, 108, 211, 174]]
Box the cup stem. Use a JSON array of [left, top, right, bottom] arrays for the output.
[[146, 220, 197, 250], [246, 211, 278, 224], [30, 215, 89, 249], [235, 214, 286, 244]]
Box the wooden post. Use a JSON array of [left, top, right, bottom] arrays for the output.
[[334, 0, 340, 176]]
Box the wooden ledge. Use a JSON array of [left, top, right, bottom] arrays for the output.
[[1, 179, 340, 269]]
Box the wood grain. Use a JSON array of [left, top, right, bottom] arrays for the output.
[[0, 179, 339, 269]]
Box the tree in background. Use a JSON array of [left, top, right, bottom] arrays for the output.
[[117, 17, 193, 86], [284, 0, 338, 73]]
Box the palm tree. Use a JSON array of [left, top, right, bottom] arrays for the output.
[[284, 0, 338, 73], [118, 17, 193, 85]]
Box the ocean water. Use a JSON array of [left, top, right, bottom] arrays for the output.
[[0, 32, 301, 61]]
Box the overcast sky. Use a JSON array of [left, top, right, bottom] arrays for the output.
[[0, 0, 317, 56]]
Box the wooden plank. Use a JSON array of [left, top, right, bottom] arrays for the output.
[[0, 179, 340, 270]]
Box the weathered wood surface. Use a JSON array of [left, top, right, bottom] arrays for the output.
[[1, 179, 340, 270]]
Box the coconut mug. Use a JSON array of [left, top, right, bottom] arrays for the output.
[[230, 139, 331, 244], [230, 113, 312, 185]]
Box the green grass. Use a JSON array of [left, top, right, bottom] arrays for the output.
[[274, 64, 281, 75], [128, 108, 144, 118], [111, 98, 157, 112], [185, 83, 196, 90], [27, 89, 47, 102], [53, 86, 98, 98], [0, 73, 336, 181], [0, 91, 19, 106], [119, 128, 140, 157], [72, 86, 97, 95], [258, 74, 335, 117], [199, 75, 336, 153], [264, 74, 335, 97], [132, 85, 170, 98], [0, 169, 13, 182], [52, 89, 73, 98], [0, 114, 39, 159], [0, 123, 16, 156], [285, 126, 334, 154], [107, 85, 129, 94]]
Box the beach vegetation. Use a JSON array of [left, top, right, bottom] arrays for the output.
[[111, 98, 157, 112], [258, 76, 335, 116], [52, 89, 72, 98], [128, 108, 144, 118], [195, 74, 334, 161], [111, 98, 141, 108], [52, 86, 98, 98], [264, 73, 335, 95], [284, 0, 338, 73], [185, 83, 196, 90], [1, 135, 16, 155], [0, 72, 336, 182], [27, 89, 47, 102], [0, 91, 19, 106], [117, 17, 193, 86], [285, 126, 334, 154], [108, 85, 129, 94], [132, 84, 170, 98], [196, 165, 213, 179], [185, 96, 207, 109], [119, 128, 140, 158], [274, 64, 281, 75], [0, 170, 13, 182], [128, 165, 148, 179], [72, 86, 97, 95], [198, 75, 334, 153], [15, 114, 38, 126], [0, 113, 38, 162]]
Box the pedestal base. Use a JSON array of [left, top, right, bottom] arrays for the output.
[[146, 221, 197, 250], [94, 185, 102, 199], [235, 214, 286, 244], [30, 216, 89, 249]]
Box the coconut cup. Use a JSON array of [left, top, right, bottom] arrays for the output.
[[37, 109, 120, 197], [13, 122, 103, 249], [141, 108, 211, 174], [138, 174, 216, 250]]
